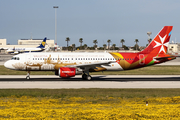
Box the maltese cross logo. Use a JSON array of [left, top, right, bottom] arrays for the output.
[[153, 35, 169, 53]]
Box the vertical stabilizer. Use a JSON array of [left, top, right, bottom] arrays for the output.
[[37, 37, 47, 48], [139, 26, 173, 55]]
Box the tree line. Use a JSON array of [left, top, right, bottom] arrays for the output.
[[64, 37, 141, 51]]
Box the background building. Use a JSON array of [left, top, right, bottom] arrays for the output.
[[0, 39, 7, 45], [168, 43, 180, 54], [0, 38, 55, 53], [18, 39, 54, 47], [0, 38, 54, 48]]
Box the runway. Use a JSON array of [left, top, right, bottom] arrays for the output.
[[0, 75, 180, 89]]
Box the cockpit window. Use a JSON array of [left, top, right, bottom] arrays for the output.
[[11, 57, 20, 60]]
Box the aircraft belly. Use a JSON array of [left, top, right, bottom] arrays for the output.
[[102, 63, 123, 71]]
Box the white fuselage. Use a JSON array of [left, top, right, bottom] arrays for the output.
[[7, 48, 44, 54], [4, 52, 123, 72]]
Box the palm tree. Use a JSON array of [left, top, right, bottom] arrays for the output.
[[72, 44, 76, 51], [93, 45, 97, 49], [83, 44, 87, 50], [93, 40, 98, 50], [103, 44, 107, 50], [135, 39, 139, 50], [112, 44, 116, 50], [93, 39, 98, 46], [120, 39, 125, 47], [65, 37, 70, 48], [107, 39, 111, 50], [79, 38, 83, 50]]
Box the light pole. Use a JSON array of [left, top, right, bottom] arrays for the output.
[[147, 32, 152, 44], [53, 6, 58, 48]]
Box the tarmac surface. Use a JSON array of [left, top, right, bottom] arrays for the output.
[[0, 75, 180, 89]]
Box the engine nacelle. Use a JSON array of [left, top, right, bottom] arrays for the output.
[[58, 67, 76, 78]]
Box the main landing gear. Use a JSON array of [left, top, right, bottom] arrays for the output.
[[26, 71, 30, 80], [82, 71, 92, 80]]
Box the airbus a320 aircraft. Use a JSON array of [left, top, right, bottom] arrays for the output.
[[7, 37, 47, 54], [4, 26, 176, 80]]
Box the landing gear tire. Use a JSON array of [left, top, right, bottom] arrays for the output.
[[82, 74, 91, 80], [82, 74, 87, 80], [86, 75, 92, 80], [26, 76, 30, 80], [26, 71, 30, 80]]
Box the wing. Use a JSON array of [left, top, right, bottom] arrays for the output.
[[66, 61, 115, 69]]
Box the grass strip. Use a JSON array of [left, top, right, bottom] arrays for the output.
[[0, 89, 179, 99]]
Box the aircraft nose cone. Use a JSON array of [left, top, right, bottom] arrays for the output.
[[4, 60, 14, 70], [4, 61, 8, 68]]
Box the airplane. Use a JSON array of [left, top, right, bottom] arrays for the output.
[[4, 26, 176, 80], [6, 37, 47, 54]]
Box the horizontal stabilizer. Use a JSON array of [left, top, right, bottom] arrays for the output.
[[154, 55, 176, 61]]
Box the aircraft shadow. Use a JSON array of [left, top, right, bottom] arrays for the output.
[[0, 76, 180, 82]]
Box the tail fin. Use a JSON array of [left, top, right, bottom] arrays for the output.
[[139, 26, 173, 54], [37, 37, 47, 48]]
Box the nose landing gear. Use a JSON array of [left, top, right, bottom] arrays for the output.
[[26, 71, 30, 79]]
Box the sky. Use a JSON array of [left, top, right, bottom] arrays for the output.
[[1, 0, 180, 47]]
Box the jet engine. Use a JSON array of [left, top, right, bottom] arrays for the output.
[[55, 67, 76, 78]]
